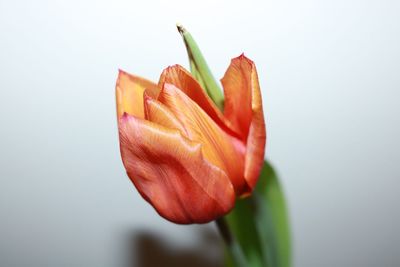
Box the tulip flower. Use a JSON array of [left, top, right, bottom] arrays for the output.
[[116, 54, 266, 224]]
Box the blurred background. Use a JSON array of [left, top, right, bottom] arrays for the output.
[[0, 0, 399, 266]]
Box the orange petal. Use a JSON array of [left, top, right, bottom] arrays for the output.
[[116, 70, 159, 119], [118, 114, 235, 224], [158, 83, 248, 195], [158, 65, 241, 138], [221, 54, 253, 138], [221, 54, 266, 192], [143, 93, 187, 136]]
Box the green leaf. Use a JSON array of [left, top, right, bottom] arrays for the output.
[[226, 161, 291, 267], [225, 198, 265, 267], [189, 57, 207, 91], [176, 24, 224, 110]]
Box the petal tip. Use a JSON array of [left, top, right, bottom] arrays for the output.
[[117, 68, 128, 78], [233, 53, 254, 65], [116, 69, 129, 88], [119, 112, 131, 123]]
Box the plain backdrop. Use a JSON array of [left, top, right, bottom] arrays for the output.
[[1, 0, 399, 266]]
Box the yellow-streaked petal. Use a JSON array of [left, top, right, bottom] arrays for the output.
[[221, 54, 266, 193], [143, 93, 188, 136], [158, 83, 248, 195], [158, 65, 241, 138], [116, 70, 159, 119], [118, 114, 235, 224]]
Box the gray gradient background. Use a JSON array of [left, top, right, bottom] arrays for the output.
[[1, 0, 399, 266]]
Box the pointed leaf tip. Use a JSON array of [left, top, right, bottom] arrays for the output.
[[176, 25, 224, 110], [176, 23, 186, 35]]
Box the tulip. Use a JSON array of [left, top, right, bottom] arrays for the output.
[[116, 54, 266, 224]]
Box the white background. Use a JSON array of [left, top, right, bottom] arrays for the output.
[[0, 0, 399, 266]]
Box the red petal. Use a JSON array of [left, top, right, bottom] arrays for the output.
[[118, 114, 235, 224]]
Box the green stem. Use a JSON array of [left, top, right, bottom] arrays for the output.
[[215, 217, 248, 267]]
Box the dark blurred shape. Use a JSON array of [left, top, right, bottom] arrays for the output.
[[126, 228, 223, 267]]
